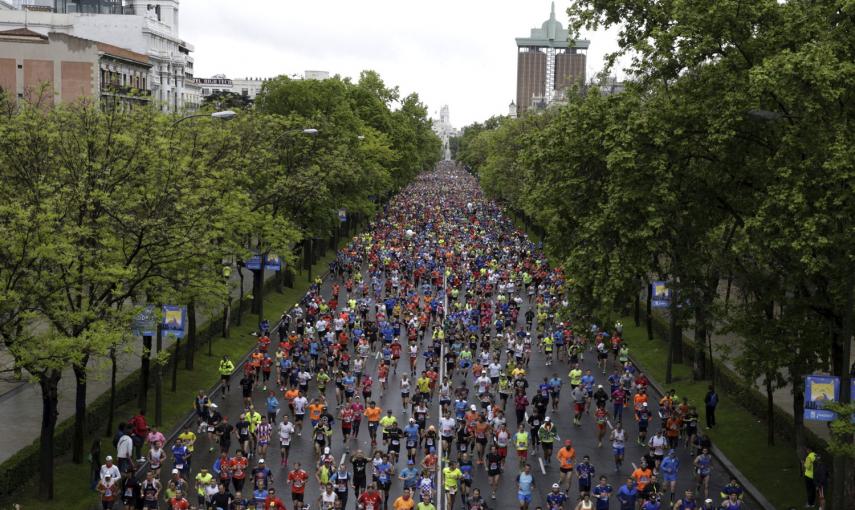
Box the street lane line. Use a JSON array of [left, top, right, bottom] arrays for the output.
[[539, 457, 546, 475]]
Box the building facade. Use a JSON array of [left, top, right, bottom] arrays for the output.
[[515, 2, 589, 115], [0, 0, 197, 111], [0, 28, 151, 108], [432, 105, 457, 161], [194, 74, 266, 101]]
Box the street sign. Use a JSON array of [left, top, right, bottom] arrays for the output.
[[245, 255, 262, 271], [804, 375, 839, 421], [161, 304, 186, 339], [651, 281, 670, 308], [131, 304, 156, 337], [338, 209, 347, 222]]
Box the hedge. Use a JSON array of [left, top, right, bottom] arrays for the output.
[[0, 269, 287, 497]]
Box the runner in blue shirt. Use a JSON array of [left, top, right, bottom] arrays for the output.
[[516, 464, 535, 510], [617, 478, 638, 510], [592, 476, 612, 510]]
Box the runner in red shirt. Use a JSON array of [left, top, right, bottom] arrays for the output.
[[287, 463, 309, 503], [229, 451, 248, 493], [167, 490, 190, 509], [357, 483, 383, 510]]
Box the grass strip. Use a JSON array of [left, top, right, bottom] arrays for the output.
[[4, 250, 338, 510]]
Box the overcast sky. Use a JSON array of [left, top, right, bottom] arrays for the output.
[[181, 0, 623, 127]]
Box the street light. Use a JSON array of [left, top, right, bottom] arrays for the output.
[[171, 110, 237, 127]]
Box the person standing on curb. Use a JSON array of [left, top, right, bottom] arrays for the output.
[[703, 385, 717, 430], [802, 446, 817, 508]]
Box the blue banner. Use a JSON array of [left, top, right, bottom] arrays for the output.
[[131, 304, 156, 337], [651, 281, 671, 308], [245, 255, 262, 271], [338, 209, 347, 223], [161, 305, 186, 339], [264, 254, 282, 271], [804, 375, 839, 421]]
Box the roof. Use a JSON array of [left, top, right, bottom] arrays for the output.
[[0, 27, 49, 42], [95, 41, 150, 66], [515, 2, 590, 50]]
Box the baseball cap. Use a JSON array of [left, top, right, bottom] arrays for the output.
[[642, 402, 648, 407], [172, 468, 179, 474], [105, 455, 113, 461], [259, 459, 265, 463], [470, 405, 476, 411], [324, 447, 331, 454], [552, 483, 560, 489], [408, 459, 415, 464], [564, 439, 572, 446], [544, 416, 551, 422]]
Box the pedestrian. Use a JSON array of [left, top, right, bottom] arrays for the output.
[[703, 385, 718, 429], [802, 446, 817, 507]]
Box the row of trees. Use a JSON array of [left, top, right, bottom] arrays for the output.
[[0, 71, 441, 498], [455, 0, 853, 507]]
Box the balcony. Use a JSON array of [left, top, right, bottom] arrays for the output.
[[100, 84, 152, 99]]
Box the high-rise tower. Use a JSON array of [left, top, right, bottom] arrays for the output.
[[515, 2, 589, 115]]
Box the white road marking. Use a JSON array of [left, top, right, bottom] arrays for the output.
[[539, 457, 546, 475]]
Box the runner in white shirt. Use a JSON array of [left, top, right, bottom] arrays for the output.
[[475, 375, 491, 396], [278, 417, 296, 466]]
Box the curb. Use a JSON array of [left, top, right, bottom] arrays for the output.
[[629, 354, 776, 510]]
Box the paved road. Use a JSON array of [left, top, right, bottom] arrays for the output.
[[133, 165, 755, 510]]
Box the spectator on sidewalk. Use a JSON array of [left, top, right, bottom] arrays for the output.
[[802, 447, 817, 508], [115, 424, 135, 475], [129, 409, 148, 457], [703, 385, 718, 429]]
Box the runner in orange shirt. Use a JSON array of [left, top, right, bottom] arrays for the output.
[[308, 399, 326, 428], [556, 440, 576, 491], [364, 401, 382, 446], [631, 460, 653, 491]]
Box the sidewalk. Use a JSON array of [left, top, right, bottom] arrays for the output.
[[685, 326, 846, 442], [0, 267, 280, 463]]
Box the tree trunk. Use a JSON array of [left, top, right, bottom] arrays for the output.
[[104, 348, 117, 437], [154, 323, 163, 426], [185, 298, 196, 370], [138, 334, 152, 412], [693, 304, 707, 381], [765, 376, 775, 446], [277, 268, 284, 294], [634, 289, 640, 327], [306, 239, 314, 282], [71, 358, 89, 464], [39, 370, 61, 499], [672, 299, 683, 364], [832, 274, 854, 510], [789, 361, 806, 457], [646, 282, 653, 340], [237, 266, 245, 326], [666, 289, 679, 383], [171, 336, 180, 392], [251, 267, 264, 321], [222, 302, 231, 339]]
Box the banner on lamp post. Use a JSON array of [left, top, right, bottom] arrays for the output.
[[651, 281, 671, 308], [131, 304, 156, 337], [264, 254, 282, 271], [161, 305, 187, 339], [804, 375, 839, 421]]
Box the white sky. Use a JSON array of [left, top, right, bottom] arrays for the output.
[[181, 0, 624, 127]]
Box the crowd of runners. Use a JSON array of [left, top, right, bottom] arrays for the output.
[[96, 162, 751, 510]]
